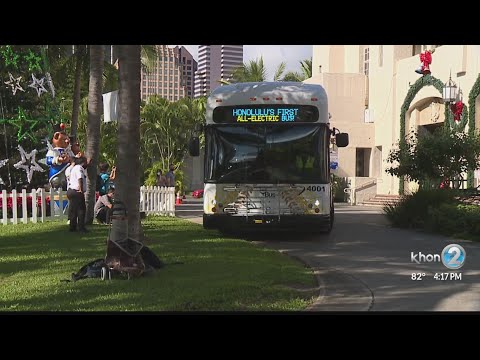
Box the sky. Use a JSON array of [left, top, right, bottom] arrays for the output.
[[177, 45, 312, 81]]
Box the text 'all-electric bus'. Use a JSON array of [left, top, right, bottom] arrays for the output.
[[188, 82, 349, 233]]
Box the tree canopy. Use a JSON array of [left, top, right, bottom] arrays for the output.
[[386, 127, 480, 188]]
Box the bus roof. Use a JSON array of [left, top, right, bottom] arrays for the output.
[[207, 82, 329, 124]]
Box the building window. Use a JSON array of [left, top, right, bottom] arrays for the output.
[[413, 45, 428, 56], [378, 45, 383, 67], [363, 47, 369, 76], [356, 148, 371, 177], [187, 66, 191, 70], [187, 59, 192, 64]]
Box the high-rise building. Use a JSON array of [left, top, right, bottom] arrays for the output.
[[194, 45, 243, 98], [141, 45, 197, 102]]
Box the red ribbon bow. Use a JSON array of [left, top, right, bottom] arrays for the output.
[[450, 101, 464, 122]]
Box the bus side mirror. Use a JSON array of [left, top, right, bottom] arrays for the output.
[[188, 137, 200, 157], [336, 133, 349, 147]]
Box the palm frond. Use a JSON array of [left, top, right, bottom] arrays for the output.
[[282, 71, 303, 82], [141, 45, 159, 74], [274, 62, 286, 81], [300, 58, 313, 79]]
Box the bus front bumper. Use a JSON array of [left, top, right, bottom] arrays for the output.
[[203, 213, 331, 231]]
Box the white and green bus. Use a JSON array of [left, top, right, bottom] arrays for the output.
[[189, 82, 349, 233]]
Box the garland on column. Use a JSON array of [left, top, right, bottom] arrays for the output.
[[398, 74, 444, 194], [467, 73, 480, 188]]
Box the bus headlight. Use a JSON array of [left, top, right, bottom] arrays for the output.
[[314, 200, 320, 206]]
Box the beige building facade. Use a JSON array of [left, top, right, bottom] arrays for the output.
[[305, 45, 480, 197]]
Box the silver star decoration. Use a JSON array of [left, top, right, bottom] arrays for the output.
[[0, 158, 8, 185], [45, 72, 55, 98], [38, 139, 54, 165], [28, 74, 48, 97], [4, 72, 25, 95], [45, 138, 54, 152], [13, 146, 45, 184]]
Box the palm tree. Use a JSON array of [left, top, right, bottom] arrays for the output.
[[141, 45, 158, 73], [115, 45, 142, 241], [220, 57, 310, 84], [281, 58, 313, 82], [71, 45, 86, 137], [85, 45, 104, 224], [48, 45, 157, 137], [220, 56, 268, 84]]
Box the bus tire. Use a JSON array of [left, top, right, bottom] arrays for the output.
[[319, 203, 334, 234], [203, 215, 215, 230]]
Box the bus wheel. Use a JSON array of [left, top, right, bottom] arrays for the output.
[[320, 204, 334, 234], [203, 215, 215, 230]]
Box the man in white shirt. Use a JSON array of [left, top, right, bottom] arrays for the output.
[[66, 156, 88, 233]]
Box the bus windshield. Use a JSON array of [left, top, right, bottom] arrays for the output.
[[205, 124, 329, 184]]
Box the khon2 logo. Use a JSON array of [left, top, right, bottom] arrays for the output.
[[441, 244, 466, 270], [410, 244, 466, 270]]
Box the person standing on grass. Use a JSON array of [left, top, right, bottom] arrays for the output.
[[67, 156, 88, 233]]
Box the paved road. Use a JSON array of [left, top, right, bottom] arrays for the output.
[[177, 200, 480, 311], [175, 197, 203, 224]]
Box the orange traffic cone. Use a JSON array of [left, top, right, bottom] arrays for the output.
[[176, 192, 182, 205]]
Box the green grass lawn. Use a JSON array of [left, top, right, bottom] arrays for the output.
[[0, 217, 317, 311]]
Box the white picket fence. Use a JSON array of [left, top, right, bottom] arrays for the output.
[[139, 186, 175, 217], [1, 186, 175, 226]]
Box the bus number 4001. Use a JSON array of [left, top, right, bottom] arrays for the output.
[[307, 186, 326, 192]]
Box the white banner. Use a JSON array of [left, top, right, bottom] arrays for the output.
[[103, 90, 118, 122]]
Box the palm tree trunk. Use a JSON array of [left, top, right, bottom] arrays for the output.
[[116, 45, 142, 241], [70, 45, 85, 137], [85, 45, 104, 224]]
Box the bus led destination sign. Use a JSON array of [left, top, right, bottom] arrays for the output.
[[233, 108, 298, 122], [212, 105, 319, 123]]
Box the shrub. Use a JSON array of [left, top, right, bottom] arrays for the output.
[[428, 203, 480, 239], [383, 189, 460, 228], [331, 174, 347, 202]]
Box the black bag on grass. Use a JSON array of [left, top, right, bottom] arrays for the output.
[[141, 246, 165, 270], [67, 247, 167, 282], [71, 258, 106, 282]]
